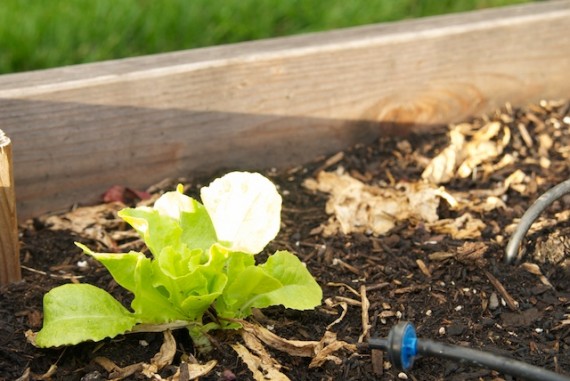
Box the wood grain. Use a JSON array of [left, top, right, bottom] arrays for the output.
[[0, 1, 569, 219], [0, 130, 21, 285]]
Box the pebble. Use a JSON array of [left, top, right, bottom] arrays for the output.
[[81, 371, 104, 381], [222, 369, 237, 381], [398, 372, 408, 379], [489, 292, 499, 310]]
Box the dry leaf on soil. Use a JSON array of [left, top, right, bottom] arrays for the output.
[[93, 330, 215, 381], [304, 169, 495, 239], [239, 321, 320, 357], [142, 329, 177, 377], [232, 331, 291, 381], [303, 170, 456, 236], [422, 121, 510, 184], [426, 213, 486, 240], [421, 127, 465, 184], [40, 202, 132, 251], [429, 241, 488, 267], [505, 210, 570, 236], [324, 297, 349, 330], [309, 331, 353, 368], [238, 320, 356, 368], [520, 262, 554, 289]]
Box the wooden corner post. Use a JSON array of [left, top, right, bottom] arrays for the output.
[[0, 129, 20, 285]]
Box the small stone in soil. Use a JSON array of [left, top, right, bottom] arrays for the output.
[[221, 369, 237, 381], [489, 292, 499, 310], [80, 371, 105, 381]]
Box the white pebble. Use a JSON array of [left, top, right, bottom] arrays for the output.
[[425, 310, 432, 317], [489, 293, 499, 310], [398, 372, 408, 379], [455, 305, 463, 311], [439, 327, 446, 335]]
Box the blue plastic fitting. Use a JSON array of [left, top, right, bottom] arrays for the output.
[[386, 321, 418, 371]]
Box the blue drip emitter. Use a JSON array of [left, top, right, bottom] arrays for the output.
[[367, 321, 570, 381]]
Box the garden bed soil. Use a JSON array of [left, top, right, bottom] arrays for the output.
[[1, 100, 570, 381]]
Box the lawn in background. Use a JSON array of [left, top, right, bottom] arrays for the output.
[[0, 0, 530, 74]]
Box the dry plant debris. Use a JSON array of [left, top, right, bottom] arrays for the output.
[[232, 331, 290, 381], [238, 320, 356, 367], [303, 171, 456, 236], [92, 330, 216, 381], [421, 121, 511, 183], [304, 101, 570, 246]]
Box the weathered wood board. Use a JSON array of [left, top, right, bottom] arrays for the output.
[[0, 130, 20, 285], [0, 1, 569, 220]]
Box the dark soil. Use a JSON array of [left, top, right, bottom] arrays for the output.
[[2, 100, 570, 381]]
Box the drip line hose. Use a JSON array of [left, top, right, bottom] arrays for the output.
[[366, 322, 570, 381], [505, 178, 570, 264]]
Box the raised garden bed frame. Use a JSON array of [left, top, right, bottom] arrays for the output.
[[0, 1, 569, 284]]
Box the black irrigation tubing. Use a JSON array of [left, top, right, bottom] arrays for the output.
[[363, 322, 570, 381], [504, 178, 570, 264]]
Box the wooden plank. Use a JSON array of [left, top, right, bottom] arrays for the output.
[[0, 1, 569, 220], [0, 130, 21, 285]]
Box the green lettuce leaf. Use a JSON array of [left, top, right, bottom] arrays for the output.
[[253, 250, 322, 310], [150, 185, 218, 252], [35, 284, 138, 347], [217, 266, 282, 318], [77, 243, 186, 322], [118, 207, 181, 258], [155, 244, 203, 280], [217, 250, 322, 318], [179, 202, 218, 252]]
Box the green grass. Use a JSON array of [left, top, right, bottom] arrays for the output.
[[0, 0, 530, 74]]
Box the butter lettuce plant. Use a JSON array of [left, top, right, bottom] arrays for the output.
[[34, 172, 322, 348]]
